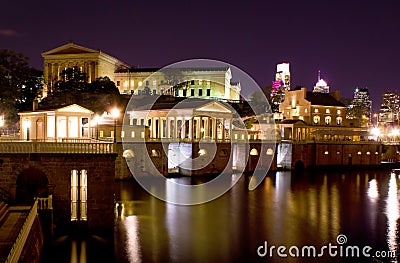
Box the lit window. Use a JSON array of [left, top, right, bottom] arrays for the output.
[[336, 117, 342, 125], [153, 80, 157, 87], [324, 151, 329, 155], [325, 116, 331, 125], [124, 81, 128, 87], [111, 131, 115, 138], [375, 151, 379, 155], [123, 149, 134, 158], [151, 149, 159, 157], [71, 169, 87, 221], [141, 131, 145, 138], [313, 116, 320, 124], [199, 80, 203, 85], [336, 151, 340, 155], [138, 81, 143, 87], [314, 108, 319, 113], [366, 151, 371, 155], [266, 148, 274, 155], [305, 109, 308, 113], [326, 109, 330, 114], [99, 131, 104, 137], [357, 151, 362, 155], [131, 131, 135, 138], [121, 131, 125, 138], [250, 148, 258, 155], [337, 110, 341, 114]]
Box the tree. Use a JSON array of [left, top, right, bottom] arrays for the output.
[[0, 49, 31, 126], [53, 66, 88, 94], [90, 77, 119, 94], [16, 69, 44, 112]]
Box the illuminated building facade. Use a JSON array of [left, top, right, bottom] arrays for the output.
[[379, 91, 400, 124], [271, 62, 291, 112], [42, 42, 241, 101], [114, 67, 241, 101], [346, 87, 372, 126], [18, 104, 93, 141], [42, 42, 129, 95], [312, 70, 330, 93]]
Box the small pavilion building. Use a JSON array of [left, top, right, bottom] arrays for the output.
[[18, 104, 93, 141]]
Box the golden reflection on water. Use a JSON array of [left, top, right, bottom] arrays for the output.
[[123, 216, 142, 263], [386, 172, 399, 256]]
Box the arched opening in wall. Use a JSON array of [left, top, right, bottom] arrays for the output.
[[16, 167, 49, 204]]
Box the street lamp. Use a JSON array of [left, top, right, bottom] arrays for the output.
[[111, 108, 119, 143], [90, 115, 101, 140]]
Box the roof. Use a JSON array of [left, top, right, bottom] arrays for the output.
[[306, 92, 345, 107], [19, 104, 93, 115], [133, 97, 232, 112], [117, 66, 230, 74]]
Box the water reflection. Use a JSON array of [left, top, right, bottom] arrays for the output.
[[115, 170, 400, 262], [386, 172, 399, 257]]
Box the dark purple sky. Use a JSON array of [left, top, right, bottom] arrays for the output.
[[2, 0, 400, 112]]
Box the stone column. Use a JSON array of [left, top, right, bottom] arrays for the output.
[[188, 118, 193, 141]]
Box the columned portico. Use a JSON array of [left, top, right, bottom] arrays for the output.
[[127, 99, 233, 142]]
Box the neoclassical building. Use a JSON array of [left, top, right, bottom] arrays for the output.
[[114, 67, 241, 101], [42, 42, 241, 101], [42, 42, 129, 94], [18, 104, 93, 141]]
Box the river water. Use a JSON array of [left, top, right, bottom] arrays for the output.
[[40, 169, 400, 262], [113, 169, 400, 263]]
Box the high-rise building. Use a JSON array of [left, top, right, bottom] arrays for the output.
[[312, 70, 330, 93], [346, 87, 372, 126], [271, 62, 290, 112], [378, 91, 400, 123]]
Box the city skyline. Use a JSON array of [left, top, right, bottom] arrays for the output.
[[2, 1, 400, 112]]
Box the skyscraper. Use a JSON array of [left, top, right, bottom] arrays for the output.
[[379, 91, 400, 123], [312, 70, 330, 93], [271, 62, 290, 112], [346, 87, 372, 126]]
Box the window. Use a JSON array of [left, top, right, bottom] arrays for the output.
[[146, 80, 149, 86], [325, 116, 331, 125], [250, 148, 258, 156], [337, 109, 341, 114], [313, 116, 320, 124], [199, 89, 203, 96], [152, 80, 157, 87], [183, 90, 187, 97], [199, 80, 203, 85], [326, 109, 330, 114], [99, 130, 104, 137], [131, 131, 135, 138], [191, 80, 195, 85], [190, 89, 195, 96], [336, 117, 342, 125], [121, 131, 125, 138], [138, 81, 143, 87], [314, 108, 319, 113], [206, 89, 211, 96], [71, 169, 87, 221], [116, 81, 120, 86], [175, 89, 179, 96]]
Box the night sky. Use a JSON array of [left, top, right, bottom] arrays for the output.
[[2, 0, 400, 112]]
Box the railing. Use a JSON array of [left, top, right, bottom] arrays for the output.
[[36, 195, 52, 210], [0, 141, 115, 154], [5, 200, 38, 263]]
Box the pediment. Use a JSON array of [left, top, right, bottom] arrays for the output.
[[196, 101, 232, 113], [42, 42, 99, 56], [56, 104, 93, 114]]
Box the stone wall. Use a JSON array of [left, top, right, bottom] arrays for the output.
[[0, 153, 117, 235]]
